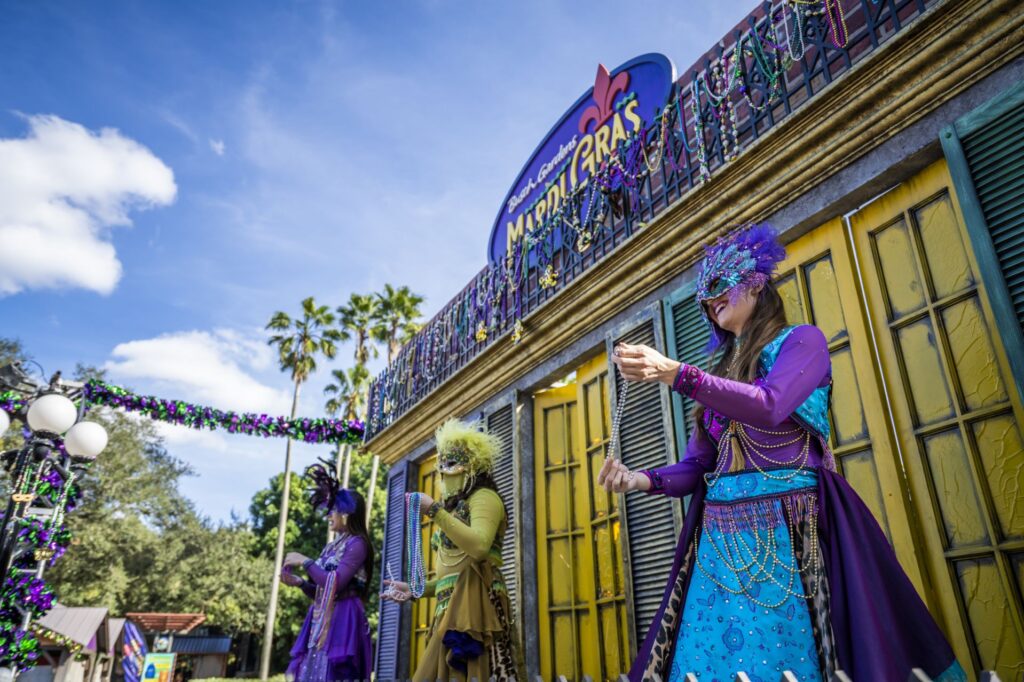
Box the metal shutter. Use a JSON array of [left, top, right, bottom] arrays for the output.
[[373, 460, 409, 681], [487, 405, 518, 620], [961, 104, 1024, 327], [613, 321, 677, 641], [665, 288, 713, 451], [942, 82, 1024, 403]]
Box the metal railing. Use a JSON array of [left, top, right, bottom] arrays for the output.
[[367, 670, 1002, 682], [365, 0, 939, 441]]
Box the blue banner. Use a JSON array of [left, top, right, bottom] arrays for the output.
[[487, 54, 675, 264], [121, 621, 148, 682]]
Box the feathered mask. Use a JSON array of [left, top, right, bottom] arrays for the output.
[[434, 418, 501, 476], [305, 459, 357, 515], [695, 223, 786, 352]]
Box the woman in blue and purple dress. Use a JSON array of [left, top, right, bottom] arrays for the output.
[[281, 462, 374, 682], [600, 225, 965, 682]]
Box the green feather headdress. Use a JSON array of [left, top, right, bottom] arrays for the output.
[[434, 418, 501, 475]]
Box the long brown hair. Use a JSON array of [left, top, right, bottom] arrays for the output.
[[694, 284, 789, 470], [341, 491, 376, 600]]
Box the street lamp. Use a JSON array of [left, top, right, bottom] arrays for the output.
[[0, 363, 108, 675]]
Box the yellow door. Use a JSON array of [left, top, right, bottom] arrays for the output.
[[850, 159, 1024, 679], [773, 220, 930, 594], [534, 354, 629, 681], [410, 455, 439, 671]]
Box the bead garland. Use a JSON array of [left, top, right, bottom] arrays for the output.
[[405, 493, 427, 599]]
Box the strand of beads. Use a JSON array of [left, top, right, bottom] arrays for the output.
[[405, 492, 427, 599], [824, 0, 849, 48], [696, 494, 822, 608], [605, 364, 629, 461], [690, 81, 711, 184]]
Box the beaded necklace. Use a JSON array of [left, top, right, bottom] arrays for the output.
[[695, 493, 821, 609], [405, 492, 427, 598]]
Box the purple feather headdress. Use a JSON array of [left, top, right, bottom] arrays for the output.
[[305, 459, 358, 515], [695, 223, 787, 352]]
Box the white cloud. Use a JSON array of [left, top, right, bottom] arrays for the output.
[[0, 114, 176, 296], [104, 328, 291, 415], [209, 138, 225, 156]]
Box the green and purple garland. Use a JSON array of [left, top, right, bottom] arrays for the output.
[[81, 380, 364, 445], [1, 384, 364, 446], [0, 475, 71, 669]]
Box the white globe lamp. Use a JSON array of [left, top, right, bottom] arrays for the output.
[[26, 394, 77, 434], [0, 409, 9, 438], [64, 421, 108, 460]]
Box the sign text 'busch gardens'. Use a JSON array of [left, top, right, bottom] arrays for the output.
[[487, 54, 675, 265]]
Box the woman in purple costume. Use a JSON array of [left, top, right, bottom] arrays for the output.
[[600, 224, 965, 681], [281, 461, 374, 682]]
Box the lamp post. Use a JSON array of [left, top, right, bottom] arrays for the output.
[[0, 363, 107, 676]]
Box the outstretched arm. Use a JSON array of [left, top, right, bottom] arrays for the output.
[[641, 425, 718, 498], [304, 537, 368, 592], [598, 424, 716, 498], [673, 325, 830, 427], [429, 489, 504, 561]]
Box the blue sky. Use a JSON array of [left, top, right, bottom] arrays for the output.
[[0, 0, 755, 522]]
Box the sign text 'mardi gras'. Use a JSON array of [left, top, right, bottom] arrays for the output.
[[487, 54, 675, 265]]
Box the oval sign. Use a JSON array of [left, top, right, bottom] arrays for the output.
[[487, 53, 675, 265]]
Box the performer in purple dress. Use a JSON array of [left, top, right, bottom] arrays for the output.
[[282, 461, 374, 682], [600, 224, 965, 681]]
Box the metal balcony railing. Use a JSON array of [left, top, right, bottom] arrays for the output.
[[365, 0, 940, 441]]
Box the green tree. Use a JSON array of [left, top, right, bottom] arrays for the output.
[[336, 293, 381, 366], [0, 338, 30, 456], [323, 365, 369, 494], [49, 368, 271, 637], [373, 284, 424, 363], [261, 297, 343, 680], [365, 284, 424, 521]]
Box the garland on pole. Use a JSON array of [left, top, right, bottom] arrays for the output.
[[0, 459, 75, 670]]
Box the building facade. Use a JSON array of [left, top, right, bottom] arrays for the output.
[[367, 0, 1024, 679]]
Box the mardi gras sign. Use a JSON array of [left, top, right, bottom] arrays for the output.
[[487, 53, 675, 265]]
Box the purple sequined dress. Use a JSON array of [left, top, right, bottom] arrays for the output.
[[287, 534, 373, 682], [630, 325, 965, 682]]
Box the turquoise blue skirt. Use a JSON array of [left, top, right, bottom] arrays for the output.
[[669, 469, 823, 682]]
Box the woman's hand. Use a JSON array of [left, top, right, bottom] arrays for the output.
[[415, 493, 435, 516], [280, 568, 303, 587], [612, 343, 681, 385], [283, 552, 308, 568], [381, 579, 412, 602], [597, 457, 651, 493]]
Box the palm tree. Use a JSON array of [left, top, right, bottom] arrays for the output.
[[337, 293, 381, 366], [259, 297, 344, 681], [363, 284, 425, 523], [373, 284, 424, 363], [324, 364, 369, 486]]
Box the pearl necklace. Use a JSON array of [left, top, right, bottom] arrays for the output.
[[405, 492, 427, 598], [606, 365, 629, 461], [695, 493, 821, 609]]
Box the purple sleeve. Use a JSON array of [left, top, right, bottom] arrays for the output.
[[304, 538, 368, 591], [300, 580, 316, 599], [640, 426, 717, 498], [674, 325, 831, 428]]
